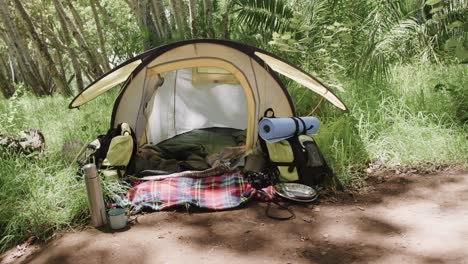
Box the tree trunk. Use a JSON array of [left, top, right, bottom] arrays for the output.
[[53, 38, 66, 79], [148, 0, 163, 39], [168, 0, 179, 30], [0, 55, 9, 79], [94, 1, 119, 34], [169, 0, 189, 37], [176, 0, 189, 37], [90, 0, 110, 71], [152, 0, 170, 38], [81, 64, 94, 84], [203, 0, 215, 38], [12, 0, 71, 95], [126, 0, 145, 31], [219, 0, 231, 39], [142, 0, 159, 47], [0, 69, 15, 97], [72, 55, 84, 91], [64, 0, 87, 39], [0, 0, 47, 96], [8, 55, 15, 83], [0, 56, 15, 97], [188, 0, 197, 37], [53, 0, 104, 77], [52, 0, 84, 92], [43, 23, 67, 80], [125, 0, 154, 49]]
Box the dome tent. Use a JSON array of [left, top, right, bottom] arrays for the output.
[[69, 39, 347, 153]]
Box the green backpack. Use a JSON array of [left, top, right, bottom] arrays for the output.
[[89, 123, 137, 179]]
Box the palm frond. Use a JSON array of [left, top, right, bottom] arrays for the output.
[[353, 0, 463, 79], [232, 0, 293, 33]]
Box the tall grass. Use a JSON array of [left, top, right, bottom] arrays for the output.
[[289, 64, 467, 184], [0, 90, 115, 252], [353, 64, 467, 169]]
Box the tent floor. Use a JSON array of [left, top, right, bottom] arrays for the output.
[[3, 170, 468, 264]]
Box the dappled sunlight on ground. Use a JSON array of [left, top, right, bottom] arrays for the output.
[[1, 170, 467, 264]]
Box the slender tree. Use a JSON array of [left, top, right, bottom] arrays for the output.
[[47, 28, 66, 79], [203, 0, 215, 38], [149, 0, 163, 38], [152, 0, 170, 38], [64, 0, 87, 39], [90, 0, 110, 71], [53, 0, 104, 77], [0, 55, 15, 97], [219, 0, 232, 39], [125, 0, 157, 49], [169, 0, 185, 35], [50, 2, 84, 91], [0, 0, 48, 95], [142, 0, 159, 46], [176, 0, 190, 37], [188, 0, 197, 37], [12, 0, 71, 95], [94, 1, 120, 34]]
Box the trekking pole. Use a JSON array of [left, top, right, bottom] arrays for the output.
[[83, 164, 108, 227]]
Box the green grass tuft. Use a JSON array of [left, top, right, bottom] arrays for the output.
[[0, 91, 116, 252]]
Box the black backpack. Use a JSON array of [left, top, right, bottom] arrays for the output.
[[259, 110, 343, 190]]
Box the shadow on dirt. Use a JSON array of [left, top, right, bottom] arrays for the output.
[[17, 170, 468, 264]]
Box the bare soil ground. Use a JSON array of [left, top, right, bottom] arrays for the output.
[[2, 170, 467, 264]]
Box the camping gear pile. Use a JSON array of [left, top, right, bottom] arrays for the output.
[[71, 40, 347, 220]]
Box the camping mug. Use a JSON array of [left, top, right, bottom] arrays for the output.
[[108, 208, 128, 230]]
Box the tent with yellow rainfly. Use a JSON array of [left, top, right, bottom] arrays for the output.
[[72, 40, 347, 213], [70, 39, 347, 154]]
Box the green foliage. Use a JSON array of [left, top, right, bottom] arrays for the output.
[[233, 0, 467, 80], [0, 91, 115, 252], [390, 64, 468, 124], [359, 111, 466, 167], [349, 64, 468, 169], [232, 0, 293, 33], [354, 0, 468, 78], [314, 115, 369, 188], [0, 84, 25, 134], [100, 0, 143, 60], [0, 156, 88, 252], [286, 63, 467, 184]]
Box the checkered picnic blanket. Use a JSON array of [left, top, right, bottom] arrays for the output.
[[128, 172, 274, 212]]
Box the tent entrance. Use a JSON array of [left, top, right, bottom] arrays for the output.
[[144, 67, 249, 148], [144, 58, 256, 151]]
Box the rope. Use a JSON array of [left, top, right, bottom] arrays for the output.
[[307, 96, 325, 116]]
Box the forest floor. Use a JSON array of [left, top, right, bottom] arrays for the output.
[[1, 169, 467, 264]]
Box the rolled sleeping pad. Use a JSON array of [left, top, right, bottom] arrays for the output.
[[259, 117, 320, 143]]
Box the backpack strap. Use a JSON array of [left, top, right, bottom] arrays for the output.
[[263, 108, 275, 118], [290, 117, 309, 136], [265, 194, 295, 220]]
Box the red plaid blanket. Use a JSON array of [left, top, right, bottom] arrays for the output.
[[128, 172, 274, 211]]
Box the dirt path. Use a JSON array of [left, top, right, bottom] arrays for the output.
[[2, 170, 467, 264]]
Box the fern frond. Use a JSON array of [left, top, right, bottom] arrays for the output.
[[232, 0, 293, 33]]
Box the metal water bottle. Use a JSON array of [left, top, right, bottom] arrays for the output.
[[83, 164, 107, 227]]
